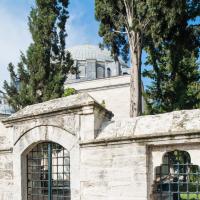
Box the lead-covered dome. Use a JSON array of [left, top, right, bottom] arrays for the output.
[[67, 44, 125, 64], [66, 44, 130, 83]]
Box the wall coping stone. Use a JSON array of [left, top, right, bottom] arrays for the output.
[[2, 93, 113, 124], [94, 109, 200, 141]]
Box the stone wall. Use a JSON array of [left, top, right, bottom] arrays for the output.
[[1, 93, 113, 200], [0, 93, 199, 200], [65, 75, 131, 119], [0, 121, 13, 200], [79, 109, 200, 200], [80, 143, 147, 200], [66, 75, 146, 119]]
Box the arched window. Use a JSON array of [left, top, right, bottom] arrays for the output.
[[107, 68, 111, 78], [96, 64, 105, 79], [76, 64, 86, 79], [153, 150, 200, 200], [27, 142, 70, 200], [78, 65, 86, 78]]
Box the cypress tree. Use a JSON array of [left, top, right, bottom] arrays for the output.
[[143, 0, 200, 114], [95, 0, 149, 117], [3, 0, 74, 111], [95, 0, 200, 116]]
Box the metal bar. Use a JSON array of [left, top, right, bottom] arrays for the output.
[[69, 150, 71, 200], [31, 149, 33, 200], [26, 154, 29, 200], [57, 143, 59, 199], [48, 143, 52, 200], [63, 147, 65, 198], [27, 142, 70, 200]]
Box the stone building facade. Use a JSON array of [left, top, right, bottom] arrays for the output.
[[66, 75, 137, 119], [67, 45, 130, 82], [65, 44, 145, 118], [0, 93, 200, 200], [0, 45, 142, 119]]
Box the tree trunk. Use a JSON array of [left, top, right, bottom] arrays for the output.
[[129, 31, 142, 117], [123, 0, 143, 117]]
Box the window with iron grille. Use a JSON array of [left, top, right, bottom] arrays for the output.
[[96, 64, 105, 79], [27, 142, 70, 200], [153, 150, 200, 200]]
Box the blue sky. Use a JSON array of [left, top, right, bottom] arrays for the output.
[[0, 0, 102, 90], [0, 1, 198, 91]]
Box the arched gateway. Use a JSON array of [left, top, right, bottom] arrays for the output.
[[2, 93, 112, 200], [27, 142, 70, 200], [2, 93, 199, 200]]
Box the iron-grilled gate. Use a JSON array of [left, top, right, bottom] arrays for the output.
[[27, 142, 70, 200]]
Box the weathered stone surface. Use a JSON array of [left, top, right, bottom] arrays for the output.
[[10, 113, 77, 145], [99, 118, 137, 139], [0, 92, 199, 200], [0, 121, 12, 149], [0, 191, 13, 200], [0, 154, 13, 170], [80, 144, 147, 200], [66, 75, 132, 119], [0, 93, 114, 200], [98, 109, 200, 140], [0, 152, 13, 200], [3, 93, 113, 123]]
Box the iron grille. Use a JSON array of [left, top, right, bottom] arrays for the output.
[[27, 142, 70, 200], [154, 150, 200, 200]]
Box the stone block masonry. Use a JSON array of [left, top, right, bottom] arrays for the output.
[[0, 93, 199, 200]]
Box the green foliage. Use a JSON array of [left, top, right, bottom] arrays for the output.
[[95, 0, 196, 62], [101, 100, 106, 108], [159, 150, 200, 199], [3, 0, 74, 111], [95, 0, 200, 116], [95, 0, 148, 62], [95, 0, 156, 116], [143, 0, 200, 114], [180, 193, 200, 200], [63, 88, 76, 97]]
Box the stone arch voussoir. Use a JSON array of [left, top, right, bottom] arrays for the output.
[[14, 125, 77, 157], [12, 125, 79, 200]]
